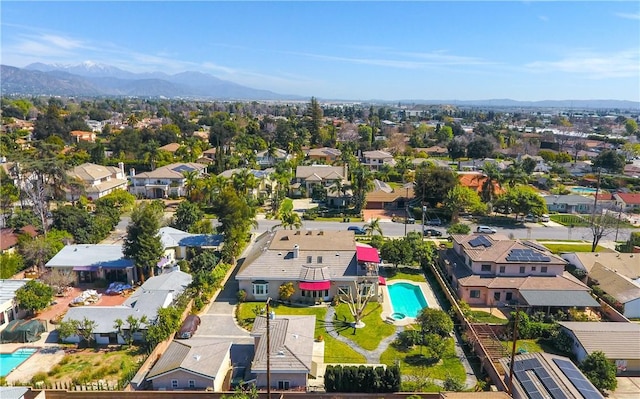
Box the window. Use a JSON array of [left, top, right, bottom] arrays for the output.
[[531, 266, 537, 272], [171, 380, 178, 389], [541, 266, 548, 273], [519, 266, 525, 274], [317, 256, 323, 264], [499, 266, 505, 273], [506, 292, 513, 301], [481, 264, 491, 272], [252, 283, 268, 296], [494, 292, 500, 301], [188, 380, 196, 389], [338, 285, 351, 296], [307, 256, 312, 263], [470, 290, 480, 298], [278, 381, 290, 390]]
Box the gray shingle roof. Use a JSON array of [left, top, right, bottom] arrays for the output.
[[45, 245, 133, 269], [147, 339, 232, 380], [251, 315, 315, 373], [558, 321, 640, 360], [520, 290, 599, 307], [159, 227, 224, 249]]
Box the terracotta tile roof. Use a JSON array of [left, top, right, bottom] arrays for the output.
[[458, 173, 504, 194], [615, 193, 640, 205], [158, 142, 181, 152], [0, 226, 38, 251]]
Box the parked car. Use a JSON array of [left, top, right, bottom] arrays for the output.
[[524, 214, 538, 222], [405, 217, 415, 224], [426, 218, 442, 226], [539, 214, 550, 222], [423, 228, 443, 237], [177, 314, 201, 339], [476, 225, 497, 234], [347, 226, 367, 235]]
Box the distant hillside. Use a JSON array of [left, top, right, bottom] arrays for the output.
[[2, 63, 300, 100], [398, 98, 640, 109]]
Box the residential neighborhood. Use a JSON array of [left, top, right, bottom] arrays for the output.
[[1, 95, 639, 399]]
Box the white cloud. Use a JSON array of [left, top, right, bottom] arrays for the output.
[[525, 48, 640, 79], [614, 12, 640, 20]]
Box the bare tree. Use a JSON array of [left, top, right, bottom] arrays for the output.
[[337, 279, 377, 328], [589, 213, 618, 252], [41, 269, 75, 296]]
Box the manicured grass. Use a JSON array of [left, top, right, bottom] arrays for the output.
[[42, 347, 145, 387], [468, 310, 509, 325], [502, 338, 544, 354], [237, 302, 365, 363], [542, 243, 609, 254], [380, 334, 465, 391], [549, 214, 591, 227], [380, 266, 426, 282], [333, 303, 396, 351]]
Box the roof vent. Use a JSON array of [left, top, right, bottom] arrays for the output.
[[318, 231, 324, 235], [281, 235, 289, 241], [194, 355, 201, 361], [277, 350, 285, 356], [306, 231, 312, 235], [278, 252, 282, 256]]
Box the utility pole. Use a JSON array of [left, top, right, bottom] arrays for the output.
[[507, 307, 520, 396], [265, 297, 272, 399], [405, 187, 409, 236]]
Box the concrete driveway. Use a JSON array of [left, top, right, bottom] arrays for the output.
[[609, 376, 640, 399]]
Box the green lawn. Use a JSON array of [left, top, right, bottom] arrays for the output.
[[380, 334, 465, 391], [237, 302, 365, 363], [380, 266, 426, 282], [542, 243, 609, 254], [333, 303, 396, 351], [549, 214, 591, 227], [468, 310, 509, 325]]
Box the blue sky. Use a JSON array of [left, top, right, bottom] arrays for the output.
[[2, 1, 639, 101]]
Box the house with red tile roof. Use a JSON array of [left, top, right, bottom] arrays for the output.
[[614, 193, 640, 212], [457, 172, 504, 196], [0, 226, 38, 254], [70, 130, 96, 143]]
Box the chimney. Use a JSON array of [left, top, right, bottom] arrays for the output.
[[129, 168, 136, 177], [293, 244, 299, 259], [118, 162, 125, 177], [269, 310, 276, 320]]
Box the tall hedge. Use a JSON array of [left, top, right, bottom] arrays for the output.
[[324, 364, 400, 393]]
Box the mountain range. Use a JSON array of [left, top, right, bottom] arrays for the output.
[[1, 62, 638, 109]]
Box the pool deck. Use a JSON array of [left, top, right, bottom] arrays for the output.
[[380, 279, 441, 326]]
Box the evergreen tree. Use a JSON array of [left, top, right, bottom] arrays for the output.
[[123, 201, 164, 283]]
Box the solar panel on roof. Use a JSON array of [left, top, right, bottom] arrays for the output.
[[469, 235, 492, 248], [506, 248, 551, 262], [522, 240, 550, 253], [553, 358, 604, 399]]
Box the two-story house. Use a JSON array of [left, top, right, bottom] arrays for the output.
[[129, 162, 207, 199], [67, 162, 129, 201], [256, 148, 290, 168], [360, 150, 395, 171], [438, 234, 598, 312], [236, 230, 381, 303], [306, 147, 341, 163], [218, 168, 275, 200], [293, 165, 348, 199]]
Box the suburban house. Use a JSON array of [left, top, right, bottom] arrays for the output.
[[251, 314, 317, 390], [306, 147, 341, 163], [560, 161, 592, 177], [438, 234, 599, 311], [66, 162, 129, 201], [61, 270, 192, 345], [293, 165, 348, 198], [256, 148, 290, 168], [129, 162, 207, 199], [415, 146, 448, 157], [360, 150, 395, 170], [614, 192, 640, 212], [70, 130, 96, 143], [218, 168, 275, 199], [0, 279, 29, 331], [45, 244, 135, 285], [158, 226, 224, 269], [558, 321, 640, 374], [0, 226, 38, 254], [544, 195, 594, 214], [158, 143, 181, 154], [498, 352, 604, 399], [586, 262, 640, 318], [236, 230, 381, 303], [364, 180, 414, 210], [457, 172, 504, 196], [146, 338, 232, 391]]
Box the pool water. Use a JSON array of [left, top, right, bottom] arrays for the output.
[[387, 282, 428, 319], [0, 348, 38, 377], [571, 187, 598, 194]]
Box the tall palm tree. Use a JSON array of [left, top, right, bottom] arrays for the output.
[[475, 163, 503, 204], [231, 169, 257, 197], [182, 170, 200, 200], [351, 166, 374, 212], [126, 113, 140, 128], [502, 162, 528, 187], [364, 217, 383, 237]]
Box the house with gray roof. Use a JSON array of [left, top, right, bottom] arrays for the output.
[[61, 270, 192, 345], [236, 230, 380, 303], [250, 314, 317, 390], [218, 168, 275, 199], [129, 162, 207, 199], [158, 227, 224, 269], [586, 262, 640, 318], [45, 244, 135, 285], [558, 321, 640, 373], [256, 148, 290, 168], [0, 280, 29, 332], [544, 194, 594, 214], [293, 165, 348, 199], [146, 338, 232, 391], [438, 235, 599, 312], [67, 162, 128, 201], [360, 150, 395, 170]]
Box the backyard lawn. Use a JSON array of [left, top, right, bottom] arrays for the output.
[[468, 310, 509, 325], [333, 303, 396, 351], [380, 266, 426, 282], [380, 334, 465, 391], [542, 243, 609, 254], [237, 302, 366, 363]]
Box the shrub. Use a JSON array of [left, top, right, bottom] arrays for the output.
[[237, 289, 247, 303]]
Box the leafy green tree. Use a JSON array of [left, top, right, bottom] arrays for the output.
[[416, 308, 453, 337], [0, 169, 19, 225], [380, 239, 411, 267], [447, 139, 466, 161], [592, 149, 625, 174], [444, 185, 485, 223], [350, 165, 374, 212], [447, 223, 471, 235], [51, 205, 94, 243], [466, 137, 495, 159], [145, 306, 182, 348], [443, 375, 465, 391], [18, 229, 72, 272], [624, 119, 638, 136], [579, 351, 617, 392], [189, 250, 220, 274], [16, 280, 53, 314], [307, 97, 324, 145], [213, 186, 257, 263], [274, 198, 302, 230], [414, 165, 458, 208], [364, 217, 383, 236], [521, 158, 537, 174], [123, 201, 164, 283], [494, 185, 547, 220], [434, 125, 453, 143], [278, 282, 295, 301], [172, 200, 204, 232], [0, 252, 25, 279]]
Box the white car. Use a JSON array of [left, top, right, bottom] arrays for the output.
[[476, 225, 497, 234]]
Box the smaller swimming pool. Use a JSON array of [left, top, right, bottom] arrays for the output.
[[0, 348, 38, 377], [387, 282, 428, 319], [571, 187, 598, 194]]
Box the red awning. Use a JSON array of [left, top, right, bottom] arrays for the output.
[[378, 276, 386, 286], [299, 281, 331, 291], [356, 245, 380, 263]]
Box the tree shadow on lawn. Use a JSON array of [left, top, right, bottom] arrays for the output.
[[404, 353, 440, 367], [319, 314, 359, 336]]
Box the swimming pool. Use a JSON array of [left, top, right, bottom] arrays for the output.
[[387, 282, 428, 319], [0, 348, 38, 377], [571, 187, 598, 194]]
